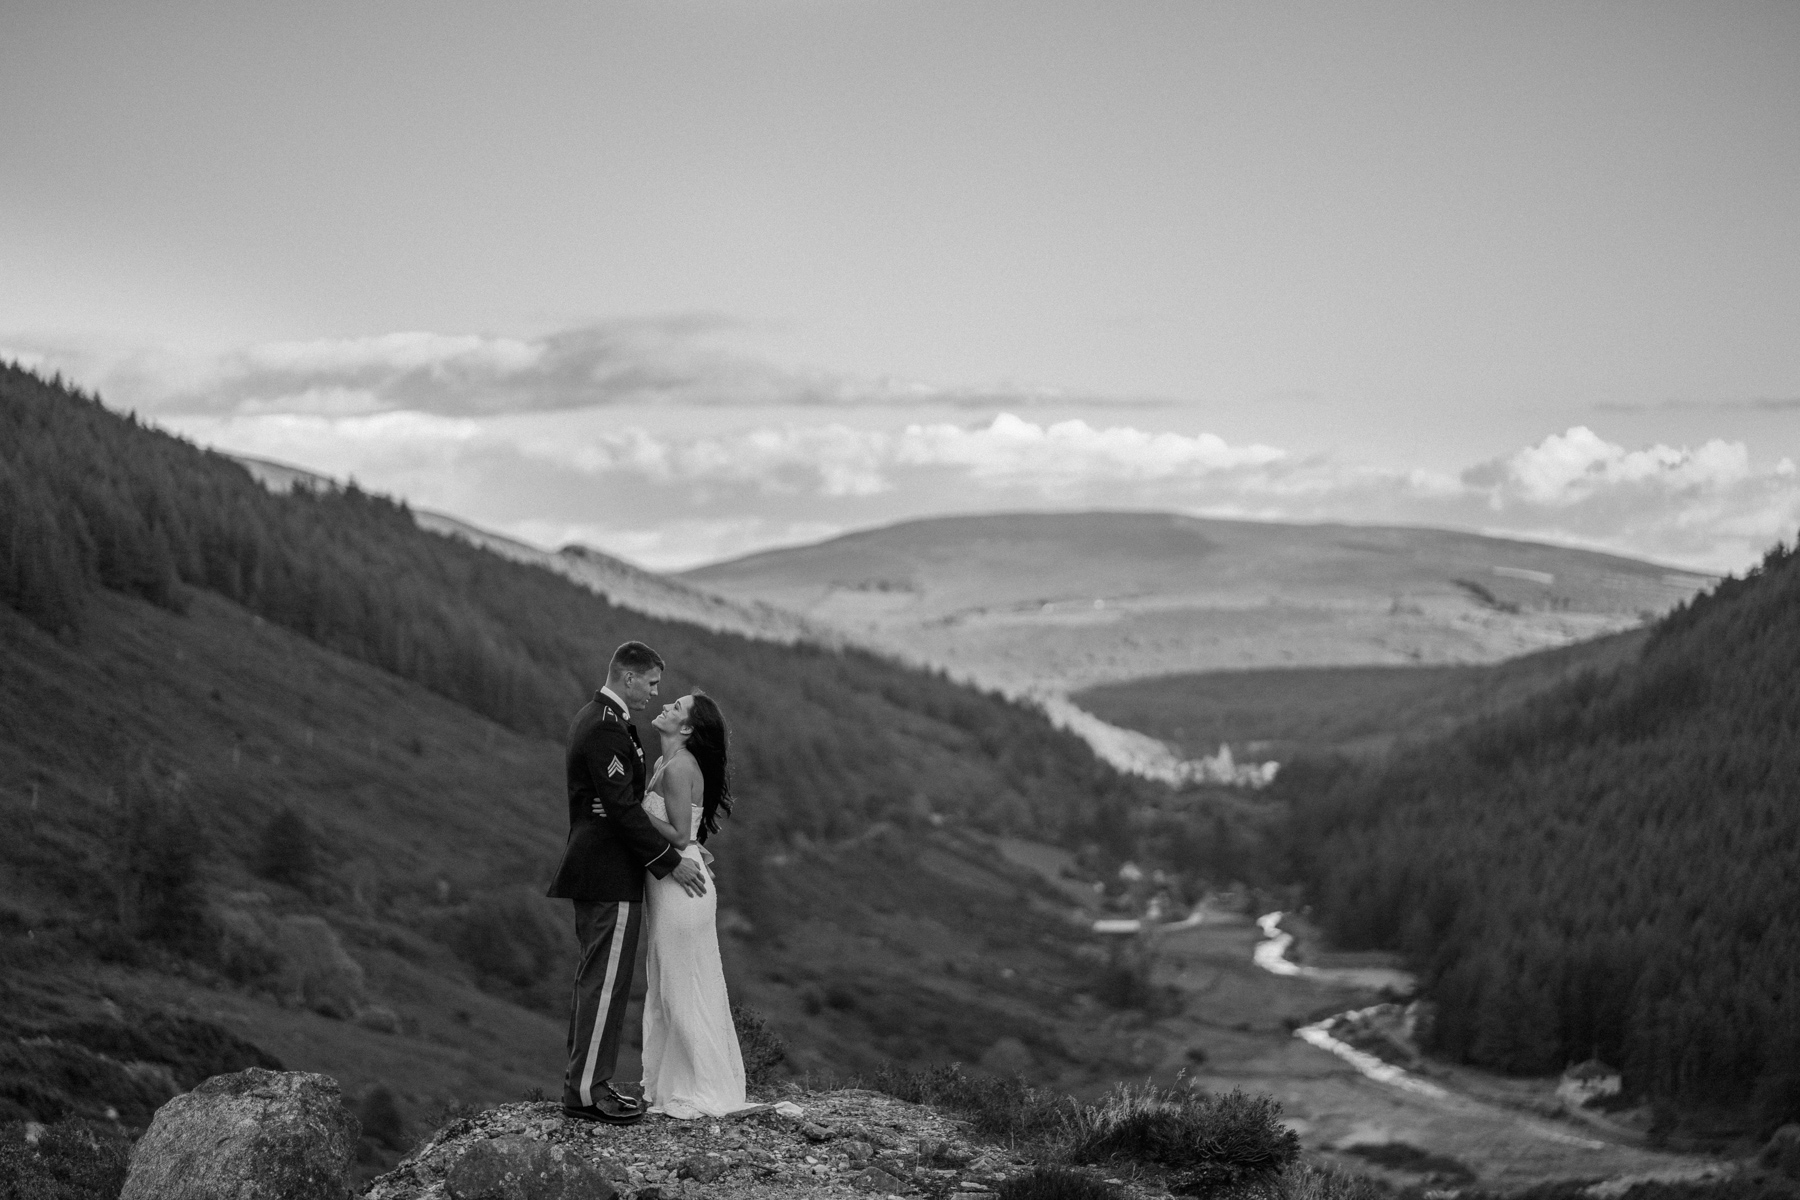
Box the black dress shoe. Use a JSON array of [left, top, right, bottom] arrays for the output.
[[562, 1099, 643, 1125]]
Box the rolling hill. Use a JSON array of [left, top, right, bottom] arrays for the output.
[[682, 511, 1710, 694]]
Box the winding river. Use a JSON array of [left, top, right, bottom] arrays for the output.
[[1253, 912, 1452, 1100]]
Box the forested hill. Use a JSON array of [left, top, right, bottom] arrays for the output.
[[0, 361, 1150, 850], [1290, 537, 1800, 1133]]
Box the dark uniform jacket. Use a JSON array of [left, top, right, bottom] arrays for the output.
[[546, 691, 681, 901]]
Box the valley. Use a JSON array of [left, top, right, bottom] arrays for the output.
[[974, 847, 1724, 1195], [6, 368, 1794, 1194], [1150, 912, 1718, 1194]]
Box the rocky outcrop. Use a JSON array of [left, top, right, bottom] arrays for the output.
[[367, 1092, 1030, 1200], [443, 1135, 620, 1200], [121, 1068, 360, 1200]]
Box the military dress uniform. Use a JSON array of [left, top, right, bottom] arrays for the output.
[[547, 687, 681, 1114]]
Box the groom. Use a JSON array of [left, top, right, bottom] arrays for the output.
[[547, 640, 708, 1124]]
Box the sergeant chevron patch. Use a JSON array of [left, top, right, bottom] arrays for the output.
[[607, 756, 626, 778]]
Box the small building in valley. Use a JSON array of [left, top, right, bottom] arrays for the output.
[[1557, 1059, 1623, 1107]]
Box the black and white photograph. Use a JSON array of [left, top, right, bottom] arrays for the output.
[[2, 3, 1797, 1198]]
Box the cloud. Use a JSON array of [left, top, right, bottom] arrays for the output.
[[1439, 428, 1800, 570], [10, 321, 1171, 418], [1593, 396, 1800, 413], [894, 413, 1286, 483], [1465, 426, 1751, 505], [20, 326, 1792, 573], [161, 403, 1800, 575]]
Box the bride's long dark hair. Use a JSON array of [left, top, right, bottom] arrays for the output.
[[685, 690, 733, 844]]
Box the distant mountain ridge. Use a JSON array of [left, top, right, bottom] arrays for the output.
[[232, 454, 824, 647], [682, 511, 1711, 695]]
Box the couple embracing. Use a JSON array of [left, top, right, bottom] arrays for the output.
[[546, 640, 749, 1124]]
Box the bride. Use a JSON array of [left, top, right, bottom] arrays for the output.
[[638, 690, 753, 1118]]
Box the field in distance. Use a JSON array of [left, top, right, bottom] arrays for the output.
[[1073, 627, 1647, 761], [682, 512, 1710, 693]]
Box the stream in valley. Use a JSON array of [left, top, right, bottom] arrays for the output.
[[1140, 906, 1730, 1191]]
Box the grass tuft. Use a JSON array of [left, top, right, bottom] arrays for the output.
[[998, 1166, 1124, 1200], [1066, 1082, 1300, 1195], [1279, 1164, 1390, 1200], [856, 1063, 1302, 1196]]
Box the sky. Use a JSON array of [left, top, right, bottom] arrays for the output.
[[4, 1, 1797, 572]]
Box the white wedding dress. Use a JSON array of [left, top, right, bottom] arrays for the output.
[[640, 786, 751, 1118]]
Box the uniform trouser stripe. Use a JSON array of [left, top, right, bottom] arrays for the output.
[[565, 899, 640, 1109], [578, 900, 629, 1106]]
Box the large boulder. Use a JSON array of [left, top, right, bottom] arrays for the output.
[[121, 1068, 359, 1200]]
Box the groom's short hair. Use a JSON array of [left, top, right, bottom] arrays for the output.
[[609, 641, 665, 676]]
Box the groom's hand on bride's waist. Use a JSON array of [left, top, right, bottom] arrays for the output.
[[669, 858, 707, 898]]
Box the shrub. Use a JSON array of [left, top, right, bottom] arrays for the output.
[[359, 1084, 407, 1151], [214, 908, 283, 985], [0, 1118, 131, 1200], [109, 768, 207, 951], [731, 1003, 788, 1089], [444, 891, 562, 993], [254, 807, 318, 887], [863, 1067, 1301, 1190], [34, 1011, 282, 1091], [0, 1039, 174, 1127], [1092, 943, 1181, 1017], [1066, 1083, 1300, 1195], [274, 915, 367, 1019]]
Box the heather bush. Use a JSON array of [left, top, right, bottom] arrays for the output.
[[731, 1002, 788, 1088], [864, 1066, 1301, 1193], [1066, 1082, 1300, 1194], [0, 1118, 131, 1200]]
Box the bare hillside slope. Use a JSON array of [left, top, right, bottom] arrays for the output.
[[683, 511, 1710, 692]]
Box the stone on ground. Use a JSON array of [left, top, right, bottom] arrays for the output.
[[445, 1134, 619, 1200]]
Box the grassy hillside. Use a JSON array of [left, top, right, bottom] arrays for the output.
[[0, 363, 1218, 1169], [1073, 627, 1648, 760], [1288, 539, 1800, 1138], [681, 511, 1704, 692], [0, 362, 1157, 847]]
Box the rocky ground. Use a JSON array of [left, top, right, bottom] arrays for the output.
[[365, 1089, 1143, 1200]]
